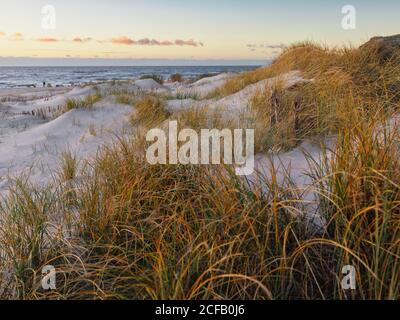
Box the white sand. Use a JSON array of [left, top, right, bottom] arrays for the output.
[[166, 71, 309, 113], [0, 84, 132, 195], [172, 73, 235, 99], [0, 70, 324, 218], [134, 79, 170, 92]]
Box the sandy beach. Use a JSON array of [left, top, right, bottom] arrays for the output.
[[1, 0, 399, 302], [0, 71, 322, 203]]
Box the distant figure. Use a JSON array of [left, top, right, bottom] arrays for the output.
[[43, 81, 46, 88]]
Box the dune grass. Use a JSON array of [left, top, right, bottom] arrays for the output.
[[115, 94, 137, 106], [1, 119, 399, 299], [63, 92, 103, 113], [59, 151, 78, 182], [170, 73, 183, 83], [0, 41, 399, 300], [211, 41, 400, 101], [170, 105, 236, 133], [173, 91, 201, 101], [139, 74, 164, 85], [223, 41, 400, 153], [130, 95, 171, 128]]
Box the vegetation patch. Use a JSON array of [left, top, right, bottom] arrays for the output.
[[140, 74, 165, 85]]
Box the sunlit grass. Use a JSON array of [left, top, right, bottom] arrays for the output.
[[63, 92, 103, 113], [0, 41, 399, 300], [130, 95, 171, 128]]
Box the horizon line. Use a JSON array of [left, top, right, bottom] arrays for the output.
[[0, 57, 271, 67]]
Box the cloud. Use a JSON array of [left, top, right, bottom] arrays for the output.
[[110, 36, 203, 47], [37, 37, 59, 43], [3, 32, 204, 48], [175, 39, 199, 47], [73, 37, 92, 43], [247, 43, 286, 54], [137, 38, 156, 45], [11, 32, 23, 41], [247, 43, 286, 49], [0, 32, 5, 37], [262, 43, 286, 49], [111, 36, 136, 45], [160, 40, 173, 46]]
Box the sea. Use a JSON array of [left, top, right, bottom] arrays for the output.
[[0, 66, 260, 88]]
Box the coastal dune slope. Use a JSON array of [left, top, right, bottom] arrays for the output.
[[0, 74, 233, 193], [1, 37, 399, 300], [0, 86, 132, 193], [0, 71, 312, 196]]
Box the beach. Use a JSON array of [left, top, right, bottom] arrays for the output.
[[0, 40, 399, 300], [0, 70, 320, 205]]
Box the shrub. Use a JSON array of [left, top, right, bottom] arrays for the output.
[[170, 73, 183, 83], [139, 74, 164, 85], [195, 73, 218, 82]]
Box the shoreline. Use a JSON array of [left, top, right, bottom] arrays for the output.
[[0, 65, 262, 89], [0, 72, 239, 196]]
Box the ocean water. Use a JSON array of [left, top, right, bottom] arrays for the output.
[[0, 66, 260, 88]]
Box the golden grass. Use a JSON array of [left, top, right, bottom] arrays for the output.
[[212, 41, 400, 102], [116, 94, 136, 105], [219, 41, 400, 153], [59, 151, 77, 182], [63, 92, 103, 112], [0, 41, 399, 300], [130, 95, 171, 128], [171, 105, 236, 132], [1, 121, 399, 299]]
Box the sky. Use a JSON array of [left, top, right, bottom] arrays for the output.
[[0, 0, 399, 66]]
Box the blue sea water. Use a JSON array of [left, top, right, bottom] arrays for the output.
[[0, 66, 260, 88]]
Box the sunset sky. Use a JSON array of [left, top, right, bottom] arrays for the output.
[[0, 0, 399, 65]]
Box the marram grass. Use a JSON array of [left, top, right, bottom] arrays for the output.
[[0, 42, 399, 300]]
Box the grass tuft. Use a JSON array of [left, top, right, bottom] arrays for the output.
[[140, 74, 164, 85], [63, 93, 102, 112], [130, 95, 170, 128]]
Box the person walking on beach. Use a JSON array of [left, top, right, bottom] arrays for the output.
[[43, 81, 46, 88]]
